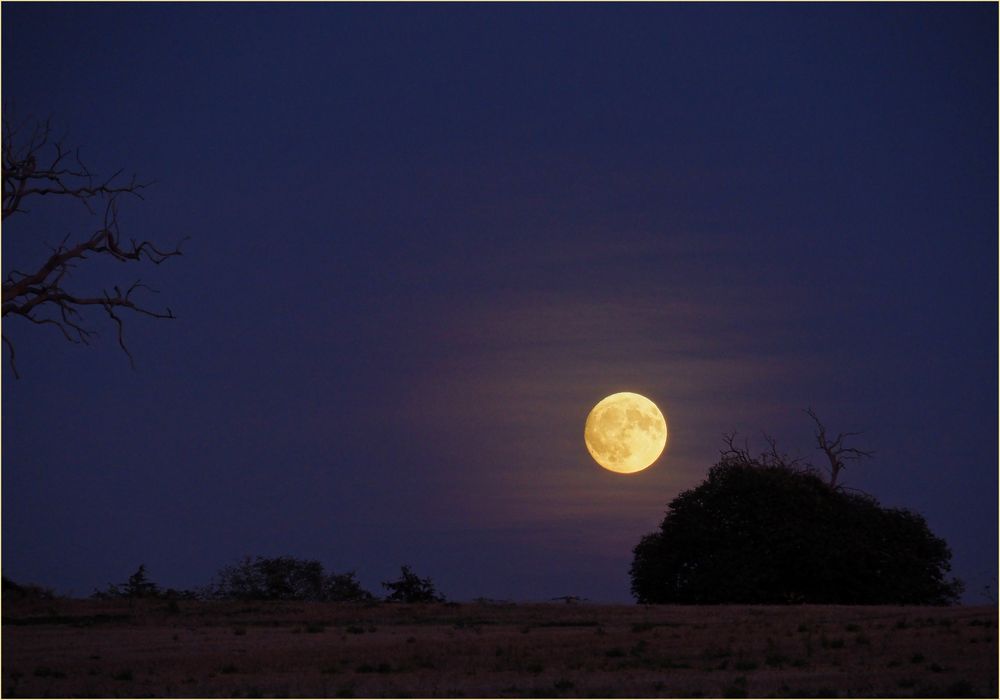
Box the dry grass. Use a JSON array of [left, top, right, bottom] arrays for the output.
[[2, 597, 996, 697]]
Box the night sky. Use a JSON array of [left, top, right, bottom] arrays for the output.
[[2, 3, 996, 603]]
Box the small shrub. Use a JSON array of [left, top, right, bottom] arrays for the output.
[[910, 652, 925, 664], [112, 669, 134, 681], [854, 633, 870, 646], [324, 571, 374, 602], [844, 623, 861, 632], [734, 659, 759, 671], [527, 662, 544, 674], [221, 664, 239, 674], [306, 622, 325, 633], [233, 626, 247, 636], [382, 565, 444, 603], [821, 637, 845, 649], [605, 647, 626, 658], [94, 564, 161, 600], [928, 663, 944, 673], [553, 679, 574, 691], [345, 625, 365, 634]]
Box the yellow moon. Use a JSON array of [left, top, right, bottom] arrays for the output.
[[584, 392, 667, 474]]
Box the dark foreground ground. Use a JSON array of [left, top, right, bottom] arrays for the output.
[[2, 597, 996, 698]]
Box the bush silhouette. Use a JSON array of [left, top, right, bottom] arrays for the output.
[[208, 556, 372, 601], [631, 459, 962, 605], [323, 571, 374, 602], [382, 565, 445, 603], [2, 576, 55, 601]]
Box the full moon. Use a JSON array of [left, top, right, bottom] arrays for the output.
[[584, 392, 668, 474]]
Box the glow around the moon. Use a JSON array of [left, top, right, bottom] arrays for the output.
[[584, 392, 667, 474]]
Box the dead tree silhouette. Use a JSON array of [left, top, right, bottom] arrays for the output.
[[2, 114, 184, 376]]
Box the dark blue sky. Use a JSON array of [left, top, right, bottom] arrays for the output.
[[3, 3, 996, 602]]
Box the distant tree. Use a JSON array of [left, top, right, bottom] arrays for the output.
[[382, 565, 445, 603], [208, 556, 373, 602], [2, 113, 183, 376], [630, 444, 962, 605], [93, 564, 161, 599]]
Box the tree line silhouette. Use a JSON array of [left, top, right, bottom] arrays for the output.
[[85, 560, 444, 604], [4, 411, 964, 608]]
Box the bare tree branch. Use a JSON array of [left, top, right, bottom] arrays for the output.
[[721, 428, 809, 472], [2, 114, 183, 375], [2, 334, 18, 378], [805, 407, 874, 489]]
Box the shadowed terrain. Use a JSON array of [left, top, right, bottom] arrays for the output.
[[3, 597, 996, 698]]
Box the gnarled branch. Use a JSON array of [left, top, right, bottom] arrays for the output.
[[2, 114, 184, 376], [805, 408, 874, 489], [720, 431, 805, 470]]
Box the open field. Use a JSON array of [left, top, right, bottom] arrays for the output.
[[2, 597, 996, 698]]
